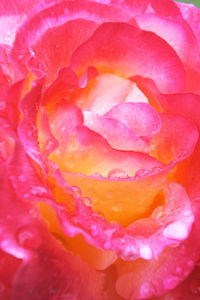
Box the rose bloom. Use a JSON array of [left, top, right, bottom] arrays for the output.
[[1, 0, 200, 299]]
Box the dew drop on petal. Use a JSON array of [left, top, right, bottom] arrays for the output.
[[108, 168, 128, 179], [163, 221, 188, 240], [104, 241, 111, 250], [83, 197, 93, 207], [152, 206, 163, 219], [90, 225, 98, 237], [72, 186, 82, 197], [164, 275, 179, 290], [175, 267, 182, 276], [135, 169, 150, 180], [31, 186, 47, 196], [140, 282, 156, 298], [16, 225, 41, 249], [139, 245, 152, 260], [18, 175, 26, 182], [24, 193, 30, 200]]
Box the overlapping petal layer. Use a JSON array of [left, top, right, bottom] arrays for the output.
[[1, 1, 200, 300]]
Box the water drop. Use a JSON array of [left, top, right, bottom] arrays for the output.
[[16, 225, 41, 249], [108, 168, 128, 179], [24, 193, 30, 199], [164, 275, 179, 290], [175, 267, 182, 276], [83, 197, 93, 207], [19, 175, 26, 182], [29, 48, 35, 56], [104, 241, 110, 250], [91, 172, 102, 178], [152, 206, 163, 219], [72, 186, 81, 198], [140, 245, 152, 260], [90, 225, 98, 237], [163, 221, 188, 240], [45, 139, 56, 152], [140, 282, 155, 298], [31, 186, 47, 196], [152, 167, 161, 173], [135, 169, 150, 180]]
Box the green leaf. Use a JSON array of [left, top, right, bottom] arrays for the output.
[[175, 0, 200, 8]]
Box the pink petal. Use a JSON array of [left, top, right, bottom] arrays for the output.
[[42, 67, 79, 109], [11, 1, 135, 84], [0, 0, 40, 45], [105, 102, 161, 137], [151, 113, 199, 164], [76, 74, 133, 114], [71, 22, 186, 93], [60, 162, 170, 227], [18, 77, 45, 165], [0, 163, 104, 300], [68, 125, 164, 177], [37, 107, 59, 155], [111, 0, 148, 16], [83, 111, 150, 152], [49, 99, 83, 148], [136, 13, 199, 68], [176, 2, 200, 50], [116, 182, 195, 299], [150, 0, 182, 19]]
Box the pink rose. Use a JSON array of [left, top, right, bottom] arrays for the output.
[[1, 0, 200, 299]]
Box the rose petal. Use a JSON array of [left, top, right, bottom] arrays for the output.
[[0, 0, 39, 45], [116, 182, 195, 299], [150, 0, 182, 19], [0, 163, 104, 300], [105, 102, 161, 137], [151, 113, 199, 164], [37, 106, 59, 155], [136, 13, 199, 67], [49, 99, 83, 148], [12, 232, 104, 300], [83, 111, 150, 152], [71, 22, 186, 93], [42, 67, 79, 110], [76, 73, 133, 114], [61, 166, 169, 226], [50, 124, 164, 177], [18, 77, 45, 164], [11, 1, 135, 83]]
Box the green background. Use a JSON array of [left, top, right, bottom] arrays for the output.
[[176, 0, 200, 8]]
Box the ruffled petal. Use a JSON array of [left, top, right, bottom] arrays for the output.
[[62, 167, 168, 226], [105, 102, 161, 137], [83, 111, 150, 152], [116, 182, 195, 299], [75, 74, 133, 114], [0, 162, 104, 300], [151, 113, 199, 164], [71, 22, 186, 93], [50, 124, 164, 177], [176, 2, 200, 50], [135, 13, 199, 68], [11, 0, 135, 84]]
